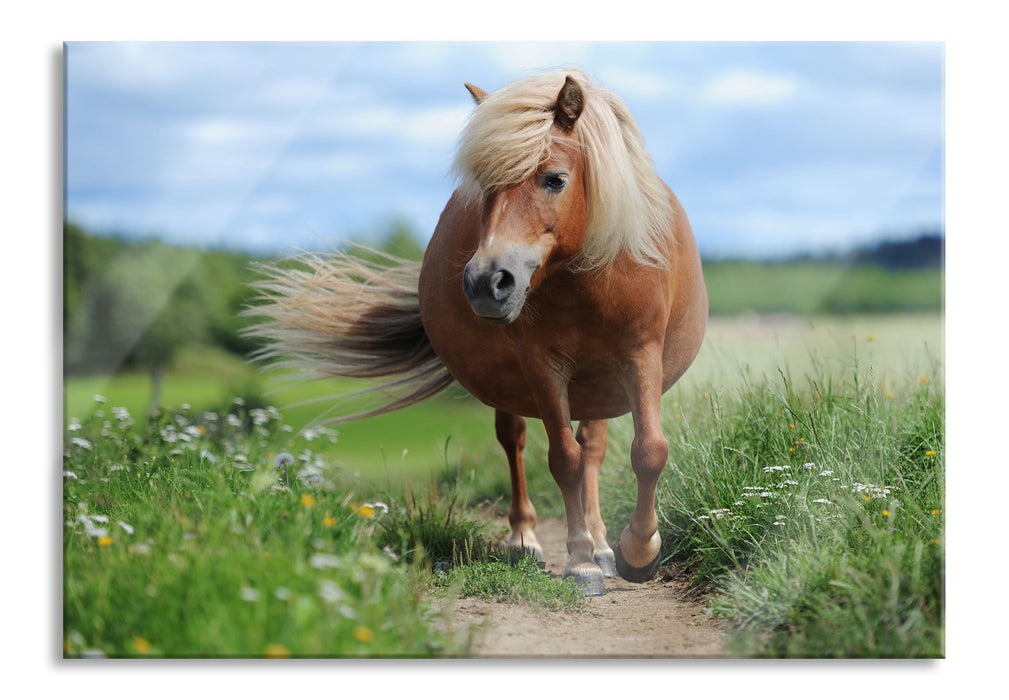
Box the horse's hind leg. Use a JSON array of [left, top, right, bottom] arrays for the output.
[[577, 419, 616, 577], [495, 409, 542, 560]]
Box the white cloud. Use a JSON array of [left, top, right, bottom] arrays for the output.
[[702, 70, 798, 105]]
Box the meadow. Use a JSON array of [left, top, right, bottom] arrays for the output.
[[62, 310, 942, 658]]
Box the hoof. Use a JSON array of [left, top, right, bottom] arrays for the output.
[[594, 552, 618, 578], [614, 545, 661, 583], [565, 570, 606, 597]]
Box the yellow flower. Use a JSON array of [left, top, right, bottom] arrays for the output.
[[919, 375, 929, 385], [323, 515, 336, 527], [882, 510, 891, 517], [925, 450, 936, 457], [866, 334, 875, 342], [789, 423, 795, 429], [300, 494, 316, 508], [932, 509, 941, 516], [354, 626, 375, 643], [357, 505, 375, 518], [97, 536, 113, 547], [132, 636, 151, 655], [263, 643, 290, 658], [929, 539, 941, 546]]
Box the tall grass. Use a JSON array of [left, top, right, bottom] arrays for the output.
[[601, 345, 944, 657], [62, 394, 580, 658], [62, 397, 473, 658]]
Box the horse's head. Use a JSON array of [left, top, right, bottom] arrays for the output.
[[459, 76, 589, 325]]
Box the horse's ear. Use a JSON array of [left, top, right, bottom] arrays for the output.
[[464, 83, 489, 105], [553, 75, 584, 132]]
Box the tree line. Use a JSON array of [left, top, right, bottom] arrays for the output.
[[63, 220, 942, 384]]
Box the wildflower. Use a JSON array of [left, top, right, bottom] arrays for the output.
[[929, 539, 941, 546], [300, 494, 317, 508], [240, 586, 261, 602], [70, 437, 92, 451], [63, 471, 78, 480], [132, 637, 151, 655], [812, 498, 832, 504], [67, 418, 81, 432], [94, 394, 107, 403], [117, 520, 134, 535], [926, 450, 936, 457], [274, 587, 291, 600], [318, 579, 345, 603], [919, 375, 929, 385], [789, 423, 795, 429], [932, 509, 941, 516], [97, 536, 113, 547], [76, 514, 109, 538], [310, 553, 343, 570], [263, 643, 290, 658], [867, 334, 875, 342], [356, 504, 375, 518], [882, 510, 891, 517], [353, 626, 375, 643], [323, 515, 336, 527]]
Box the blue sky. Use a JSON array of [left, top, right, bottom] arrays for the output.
[[65, 41, 943, 259]]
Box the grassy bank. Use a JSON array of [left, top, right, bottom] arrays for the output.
[[598, 314, 944, 657]]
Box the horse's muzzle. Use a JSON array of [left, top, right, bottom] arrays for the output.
[[462, 256, 534, 324]]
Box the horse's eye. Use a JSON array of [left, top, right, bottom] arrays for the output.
[[542, 173, 567, 192]]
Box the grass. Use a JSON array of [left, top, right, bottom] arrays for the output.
[[62, 394, 574, 658], [63, 344, 498, 486], [599, 316, 944, 657], [63, 312, 944, 658], [435, 558, 587, 612], [703, 261, 942, 315]]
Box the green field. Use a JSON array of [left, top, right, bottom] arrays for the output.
[[63, 312, 943, 657], [64, 346, 498, 486]]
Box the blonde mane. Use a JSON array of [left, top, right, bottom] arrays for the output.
[[453, 70, 675, 270]]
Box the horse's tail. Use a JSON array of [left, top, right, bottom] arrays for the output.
[[243, 246, 455, 424]]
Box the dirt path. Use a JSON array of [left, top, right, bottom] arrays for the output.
[[442, 517, 729, 657]]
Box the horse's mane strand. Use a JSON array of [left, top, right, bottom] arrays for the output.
[[452, 70, 675, 270]]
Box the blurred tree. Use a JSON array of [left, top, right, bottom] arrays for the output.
[[378, 220, 425, 261]]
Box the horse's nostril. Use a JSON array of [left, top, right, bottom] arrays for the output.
[[491, 269, 516, 301]]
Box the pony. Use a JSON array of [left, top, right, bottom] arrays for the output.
[[248, 70, 708, 596]]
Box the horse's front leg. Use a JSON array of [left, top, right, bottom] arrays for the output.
[[577, 419, 616, 577], [521, 370, 606, 595], [615, 346, 669, 583], [495, 409, 542, 560]]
